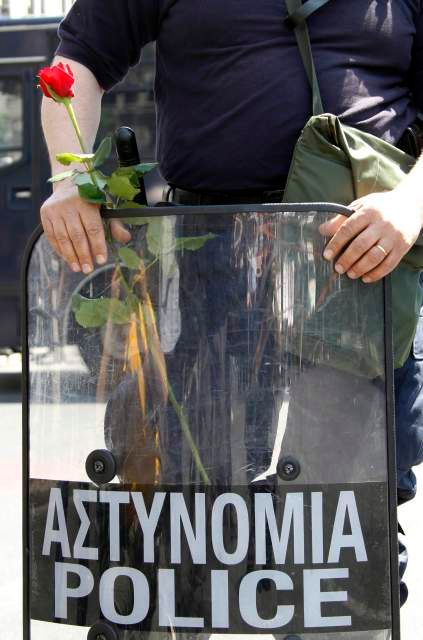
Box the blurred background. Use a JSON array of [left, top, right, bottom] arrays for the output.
[[0, 0, 73, 18], [0, 3, 160, 637], [0, 1, 421, 639], [0, 0, 158, 364]]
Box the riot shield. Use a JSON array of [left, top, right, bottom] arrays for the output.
[[23, 204, 399, 640]]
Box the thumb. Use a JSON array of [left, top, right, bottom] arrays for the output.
[[318, 214, 348, 237], [110, 219, 131, 243]]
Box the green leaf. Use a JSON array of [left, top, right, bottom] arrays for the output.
[[94, 172, 108, 190], [133, 162, 158, 176], [108, 298, 132, 324], [73, 172, 92, 187], [118, 247, 141, 270], [72, 295, 131, 328], [93, 136, 112, 168], [146, 218, 163, 256], [113, 167, 135, 176], [118, 201, 146, 211], [48, 169, 75, 183], [73, 170, 108, 191], [77, 183, 107, 204], [111, 168, 140, 189], [107, 172, 140, 200], [113, 163, 157, 177], [174, 233, 217, 251], [129, 172, 141, 189], [72, 297, 110, 328], [56, 151, 95, 166], [71, 295, 83, 312]]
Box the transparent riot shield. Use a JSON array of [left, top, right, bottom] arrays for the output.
[[23, 204, 399, 640]]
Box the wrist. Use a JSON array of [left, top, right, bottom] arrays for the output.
[[52, 177, 77, 194], [51, 161, 85, 193]]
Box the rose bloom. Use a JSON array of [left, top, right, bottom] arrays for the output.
[[37, 62, 75, 100]]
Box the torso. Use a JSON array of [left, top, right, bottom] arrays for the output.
[[153, 0, 422, 189]]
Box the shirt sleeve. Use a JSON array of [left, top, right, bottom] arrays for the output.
[[55, 0, 160, 91], [410, 4, 423, 111]]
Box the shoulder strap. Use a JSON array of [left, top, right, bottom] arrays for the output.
[[285, 0, 330, 115], [285, 0, 332, 29]]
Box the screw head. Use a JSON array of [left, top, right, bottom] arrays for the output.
[[94, 459, 105, 474], [277, 455, 301, 481], [85, 449, 117, 485], [88, 621, 118, 640]]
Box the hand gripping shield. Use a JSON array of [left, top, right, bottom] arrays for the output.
[[22, 204, 400, 640]]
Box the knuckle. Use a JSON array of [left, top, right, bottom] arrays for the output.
[[355, 257, 372, 272], [336, 226, 356, 245], [40, 205, 53, 223], [63, 251, 75, 263], [360, 252, 378, 268], [69, 228, 85, 244], [335, 224, 350, 239], [85, 224, 103, 237], [381, 221, 396, 237], [346, 242, 365, 265], [351, 237, 368, 255], [358, 203, 375, 216], [344, 217, 362, 235], [368, 246, 384, 260], [55, 231, 70, 244], [44, 229, 55, 243], [77, 247, 90, 260]]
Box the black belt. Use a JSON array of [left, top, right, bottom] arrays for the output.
[[166, 185, 286, 206]]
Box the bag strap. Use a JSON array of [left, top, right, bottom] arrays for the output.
[[285, 0, 332, 29], [285, 0, 330, 115]]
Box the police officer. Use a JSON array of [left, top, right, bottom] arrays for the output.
[[40, 0, 423, 605]]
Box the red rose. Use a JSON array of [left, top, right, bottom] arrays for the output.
[[37, 62, 75, 100]]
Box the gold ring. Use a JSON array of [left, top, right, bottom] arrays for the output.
[[375, 244, 388, 257]]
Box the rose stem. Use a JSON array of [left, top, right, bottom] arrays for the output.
[[63, 98, 99, 188]]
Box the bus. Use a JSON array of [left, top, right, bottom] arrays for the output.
[[0, 15, 158, 358]]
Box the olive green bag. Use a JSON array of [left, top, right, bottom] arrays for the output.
[[283, 0, 423, 370]]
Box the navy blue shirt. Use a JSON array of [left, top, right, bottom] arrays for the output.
[[56, 0, 423, 191]]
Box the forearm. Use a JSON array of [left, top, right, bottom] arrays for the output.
[[41, 56, 104, 185]]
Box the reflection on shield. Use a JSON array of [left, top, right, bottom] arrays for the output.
[[23, 204, 399, 640]]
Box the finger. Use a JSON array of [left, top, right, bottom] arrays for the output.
[[52, 219, 83, 273], [42, 216, 62, 259], [332, 227, 381, 275], [343, 242, 394, 280], [322, 211, 370, 261], [110, 219, 131, 243], [349, 198, 365, 210], [319, 214, 348, 237], [63, 217, 95, 274], [361, 250, 402, 283], [79, 208, 108, 265]]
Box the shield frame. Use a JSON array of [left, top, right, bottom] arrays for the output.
[[21, 202, 400, 640]]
